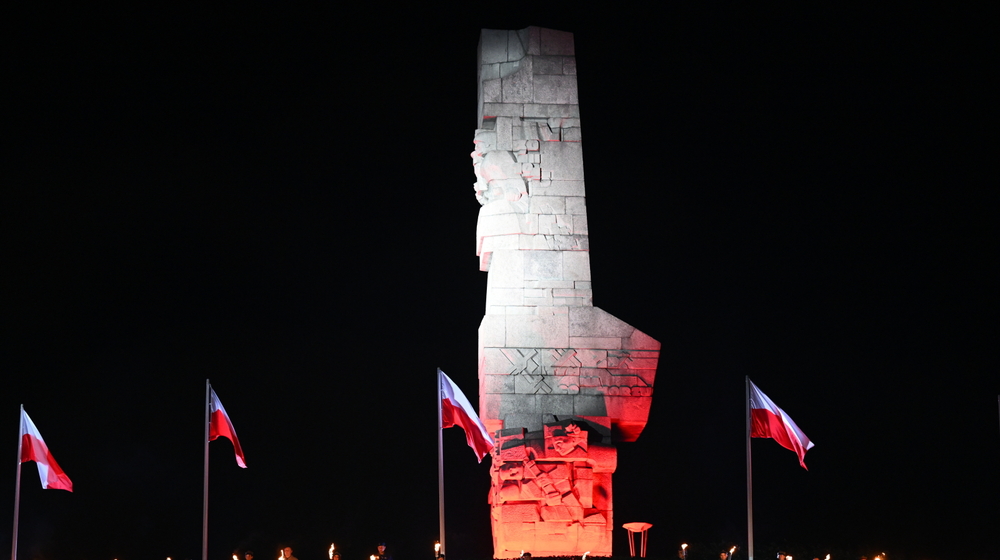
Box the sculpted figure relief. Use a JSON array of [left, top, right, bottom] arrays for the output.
[[472, 27, 660, 558]]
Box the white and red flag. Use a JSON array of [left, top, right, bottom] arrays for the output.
[[749, 379, 815, 470], [439, 369, 494, 462], [209, 387, 247, 468], [19, 407, 74, 491]]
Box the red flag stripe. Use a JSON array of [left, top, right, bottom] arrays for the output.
[[749, 380, 815, 470], [440, 369, 494, 462], [209, 388, 247, 468], [19, 409, 74, 492]]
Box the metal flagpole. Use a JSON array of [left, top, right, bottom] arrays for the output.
[[437, 369, 446, 556], [746, 377, 754, 560], [11, 406, 25, 560], [202, 380, 211, 560]]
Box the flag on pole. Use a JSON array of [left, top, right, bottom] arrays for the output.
[[209, 387, 247, 468], [439, 369, 494, 462], [19, 408, 74, 491], [749, 379, 815, 469]]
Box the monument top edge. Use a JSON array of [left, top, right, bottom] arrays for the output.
[[479, 26, 575, 58]]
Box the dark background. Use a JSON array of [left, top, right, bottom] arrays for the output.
[[5, 5, 996, 560]]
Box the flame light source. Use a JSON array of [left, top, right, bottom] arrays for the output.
[[329, 545, 335, 560]]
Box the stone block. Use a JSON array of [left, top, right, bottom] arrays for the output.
[[505, 315, 570, 348], [480, 30, 509, 64], [540, 141, 585, 181], [483, 78, 502, 103], [529, 195, 567, 215], [569, 306, 635, 338], [499, 60, 522, 79], [540, 27, 575, 55], [531, 179, 586, 197], [507, 30, 526, 61], [549, 117, 581, 129], [562, 251, 592, 281], [486, 287, 525, 307], [533, 55, 564, 75], [521, 479, 545, 500], [553, 479, 573, 494], [562, 127, 583, 142], [573, 214, 589, 234], [551, 287, 582, 299], [479, 314, 507, 347], [500, 503, 540, 523], [482, 102, 523, 118], [593, 474, 613, 508], [573, 395, 608, 417], [524, 26, 541, 56], [496, 117, 514, 151], [484, 373, 516, 394], [539, 462, 572, 479], [537, 393, 576, 413], [533, 75, 579, 105], [570, 336, 621, 350], [502, 59, 532, 103], [625, 327, 662, 351], [523, 250, 562, 281], [523, 104, 580, 118], [563, 56, 577, 75], [530, 279, 574, 289], [566, 196, 587, 215], [540, 505, 574, 521], [480, 63, 501, 81], [485, 250, 524, 289], [479, 234, 520, 257]]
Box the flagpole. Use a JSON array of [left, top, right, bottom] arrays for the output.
[[202, 380, 211, 560], [437, 369, 446, 557], [11, 406, 25, 560], [746, 377, 754, 560]]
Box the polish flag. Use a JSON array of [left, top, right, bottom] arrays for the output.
[[209, 387, 247, 468], [749, 379, 815, 470], [439, 369, 494, 462], [19, 408, 74, 491]]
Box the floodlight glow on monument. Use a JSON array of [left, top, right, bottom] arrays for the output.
[[472, 26, 660, 558]]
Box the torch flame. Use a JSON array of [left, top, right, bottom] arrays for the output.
[[329, 545, 335, 560], [825, 556, 830, 560], [234, 555, 238, 560], [682, 545, 688, 550], [730, 547, 736, 554]]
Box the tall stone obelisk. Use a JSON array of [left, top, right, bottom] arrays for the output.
[[472, 27, 660, 558]]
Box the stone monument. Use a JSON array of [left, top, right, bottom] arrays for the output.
[[472, 27, 661, 558]]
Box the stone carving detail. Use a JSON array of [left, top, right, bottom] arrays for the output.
[[473, 27, 660, 558]]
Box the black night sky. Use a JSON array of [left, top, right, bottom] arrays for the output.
[[5, 5, 996, 560]]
